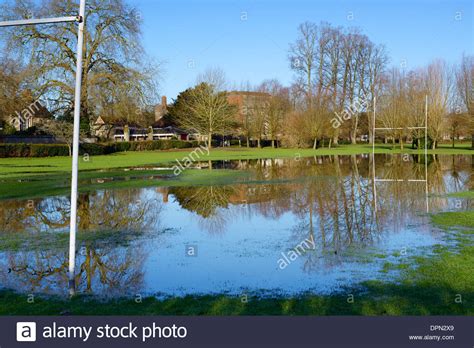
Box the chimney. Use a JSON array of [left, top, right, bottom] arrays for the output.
[[155, 96, 168, 122]]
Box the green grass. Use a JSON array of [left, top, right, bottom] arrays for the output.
[[1, 209, 473, 316], [1, 143, 472, 179], [447, 191, 474, 199], [0, 168, 249, 200], [0, 290, 467, 316], [0, 229, 150, 252], [431, 211, 474, 229]]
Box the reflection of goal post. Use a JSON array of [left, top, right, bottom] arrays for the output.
[[372, 96, 429, 215], [0, 0, 86, 295]]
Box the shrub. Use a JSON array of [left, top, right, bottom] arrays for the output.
[[31, 144, 70, 157], [111, 142, 132, 152], [80, 143, 106, 156], [0, 144, 70, 158], [0, 139, 214, 157]]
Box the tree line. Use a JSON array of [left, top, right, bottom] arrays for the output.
[[0, 3, 472, 149], [167, 22, 472, 149], [0, 0, 157, 134]]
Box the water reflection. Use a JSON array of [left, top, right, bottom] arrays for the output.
[[2, 243, 146, 297], [0, 189, 160, 297], [0, 155, 472, 297]]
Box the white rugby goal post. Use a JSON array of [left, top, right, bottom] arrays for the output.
[[371, 96, 430, 216], [0, 0, 86, 296]]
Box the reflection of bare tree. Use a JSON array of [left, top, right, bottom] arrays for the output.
[[0, 188, 160, 296], [76, 242, 146, 296], [289, 155, 381, 272], [375, 154, 432, 227], [170, 154, 470, 243], [171, 186, 234, 218], [374, 154, 471, 216], [0, 188, 160, 234], [261, 154, 471, 273], [1, 242, 146, 297], [77, 190, 159, 231], [170, 185, 235, 234]]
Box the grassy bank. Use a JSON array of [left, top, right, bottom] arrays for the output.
[[1, 210, 472, 316], [1, 143, 472, 179]]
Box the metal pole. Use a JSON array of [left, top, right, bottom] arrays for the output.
[[68, 0, 86, 296], [425, 95, 429, 213], [372, 96, 376, 154], [0, 16, 78, 27], [372, 96, 377, 215]]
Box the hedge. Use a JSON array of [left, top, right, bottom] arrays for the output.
[[0, 144, 70, 158], [0, 140, 211, 158]]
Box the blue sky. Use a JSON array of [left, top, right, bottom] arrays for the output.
[[134, 0, 473, 100]]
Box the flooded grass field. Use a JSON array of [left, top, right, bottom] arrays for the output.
[[0, 154, 472, 306]]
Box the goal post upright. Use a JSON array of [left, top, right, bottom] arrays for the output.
[[372, 96, 377, 214], [425, 95, 429, 213]]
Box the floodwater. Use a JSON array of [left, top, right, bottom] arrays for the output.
[[0, 154, 472, 298]]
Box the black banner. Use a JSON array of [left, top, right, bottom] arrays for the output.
[[2, 316, 473, 347]]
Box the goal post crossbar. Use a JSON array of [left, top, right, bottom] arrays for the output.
[[374, 127, 426, 131], [0, 16, 80, 27]]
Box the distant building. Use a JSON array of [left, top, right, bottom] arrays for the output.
[[6, 99, 51, 131], [93, 96, 207, 142], [226, 91, 271, 116], [226, 91, 272, 141], [113, 125, 192, 142]]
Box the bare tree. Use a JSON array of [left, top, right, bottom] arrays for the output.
[[289, 22, 318, 109], [446, 112, 470, 148], [455, 55, 474, 148], [378, 68, 410, 149], [175, 83, 236, 148], [38, 119, 83, 156], [0, 60, 33, 129], [249, 99, 268, 148], [305, 107, 327, 149], [366, 43, 389, 144], [257, 79, 291, 148], [196, 67, 228, 92], [424, 60, 454, 149], [1, 0, 158, 128]]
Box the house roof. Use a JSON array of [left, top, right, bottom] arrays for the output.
[[153, 126, 187, 135], [94, 116, 142, 128], [227, 91, 271, 97], [93, 116, 200, 136]]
